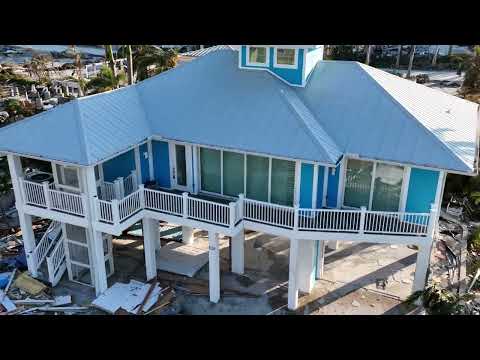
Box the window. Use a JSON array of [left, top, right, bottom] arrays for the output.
[[344, 159, 373, 208], [223, 151, 244, 197], [275, 48, 297, 67], [371, 163, 404, 211], [270, 158, 295, 206], [246, 155, 269, 202], [247, 46, 268, 65], [343, 159, 404, 211], [198, 146, 297, 205], [200, 147, 221, 194], [56, 164, 80, 189]]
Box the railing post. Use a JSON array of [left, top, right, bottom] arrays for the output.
[[238, 193, 244, 220], [42, 181, 51, 209], [112, 199, 120, 224], [82, 194, 90, 219], [359, 206, 366, 234], [131, 170, 138, 190], [293, 205, 299, 231], [229, 202, 236, 229], [138, 184, 145, 208], [182, 192, 189, 219], [427, 203, 438, 238]]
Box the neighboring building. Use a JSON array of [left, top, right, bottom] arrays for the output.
[[0, 45, 478, 310], [177, 45, 235, 65]]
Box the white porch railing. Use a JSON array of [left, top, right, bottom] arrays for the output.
[[123, 171, 138, 196], [46, 233, 66, 286], [99, 170, 137, 201], [93, 187, 432, 237], [32, 220, 61, 271], [100, 181, 116, 201], [20, 178, 87, 217]]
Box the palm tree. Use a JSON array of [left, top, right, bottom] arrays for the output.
[[86, 65, 125, 94], [126, 45, 133, 85], [406, 45, 416, 79], [365, 45, 373, 65], [432, 45, 440, 66], [396, 45, 402, 68], [104, 45, 117, 77], [117, 45, 177, 82]]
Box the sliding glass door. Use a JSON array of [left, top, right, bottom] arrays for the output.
[[343, 159, 404, 211]]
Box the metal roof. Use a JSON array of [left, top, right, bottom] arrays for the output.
[[0, 50, 477, 174]]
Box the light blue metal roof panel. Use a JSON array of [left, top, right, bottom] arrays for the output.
[[75, 86, 151, 164], [296, 61, 478, 173], [0, 101, 88, 164], [137, 50, 339, 164]]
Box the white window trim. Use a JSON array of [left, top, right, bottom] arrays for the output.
[[55, 163, 81, 192], [273, 47, 298, 69], [341, 157, 408, 212], [246, 46, 269, 67]]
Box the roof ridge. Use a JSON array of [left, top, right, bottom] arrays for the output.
[[278, 85, 341, 164], [72, 100, 89, 165], [356, 62, 474, 171]]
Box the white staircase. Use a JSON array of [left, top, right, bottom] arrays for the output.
[[32, 221, 67, 286]]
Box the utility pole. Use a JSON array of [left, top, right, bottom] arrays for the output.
[[396, 45, 402, 68], [432, 45, 440, 66], [126, 45, 134, 85], [365, 45, 372, 65], [71, 45, 84, 97], [406, 45, 416, 79]]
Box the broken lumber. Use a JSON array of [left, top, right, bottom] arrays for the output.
[[136, 281, 157, 314], [13, 272, 47, 296]]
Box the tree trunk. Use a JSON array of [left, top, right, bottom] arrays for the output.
[[396, 45, 402, 68], [126, 45, 134, 85], [105, 45, 116, 77], [366, 45, 372, 65], [406, 45, 416, 79], [432, 45, 440, 66], [448, 45, 453, 56]]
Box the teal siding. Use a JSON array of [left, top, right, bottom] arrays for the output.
[[152, 140, 171, 188], [299, 163, 314, 208], [326, 166, 340, 208], [316, 166, 325, 208], [102, 149, 135, 182], [405, 168, 439, 213], [240, 46, 304, 86], [139, 143, 149, 184]]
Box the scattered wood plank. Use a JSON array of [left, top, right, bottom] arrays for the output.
[[13, 272, 47, 296], [136, 281, 157, 314]]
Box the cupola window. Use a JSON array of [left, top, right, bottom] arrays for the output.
[[274, 48, 297, 68], [247, 46, 268, 66]]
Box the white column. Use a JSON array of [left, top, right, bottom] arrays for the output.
[[191, 145, 199, 194], [18, 210, 38, 277], [143, 218, 158, 281], [297, 239, 315, 293], [288, 238, 300, 310], [134, 145, 142, 185], [412, 242, 433, 293], [231, 230, 245, 275], [147, 139, 154, 181], [208, 231, 220, 303], [182, 226, 194, 245], [90, 230, 108, 295], [7, 154, 24, 204], [316, 240, 325, 279]]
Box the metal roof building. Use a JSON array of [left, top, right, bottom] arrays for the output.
[[0, 49, 477, 174]]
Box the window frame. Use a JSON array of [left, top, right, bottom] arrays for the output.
[[273, 47, 298, 69], [197, 144, 297, 206], [341, 158, 408, 212], [55, 163, 81, 192], [246, 46, 269, 67]]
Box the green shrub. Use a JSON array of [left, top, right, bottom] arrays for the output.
[[469, 227, 480, 253]]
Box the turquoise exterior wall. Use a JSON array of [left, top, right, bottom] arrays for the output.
[[316, 166, 325, 208], [326, 166, 340, 208], [152, 140, 171, 188], [139, 143, 149, 184], [405, 168, 439, 213], [240, 46, 305, 86], [102, 149, 135, 183], [299, 163, 314, 208]]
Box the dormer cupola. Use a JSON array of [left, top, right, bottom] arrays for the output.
[[238, 45, 324, 87]]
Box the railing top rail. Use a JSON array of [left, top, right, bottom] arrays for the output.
[[21, 178, 44, 186], [244, 197, 294, 211], [188, 195, 231, 208], [119, 188, 141, 203], [144, 188, 184, 199], [48, 188, 83, 198]]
